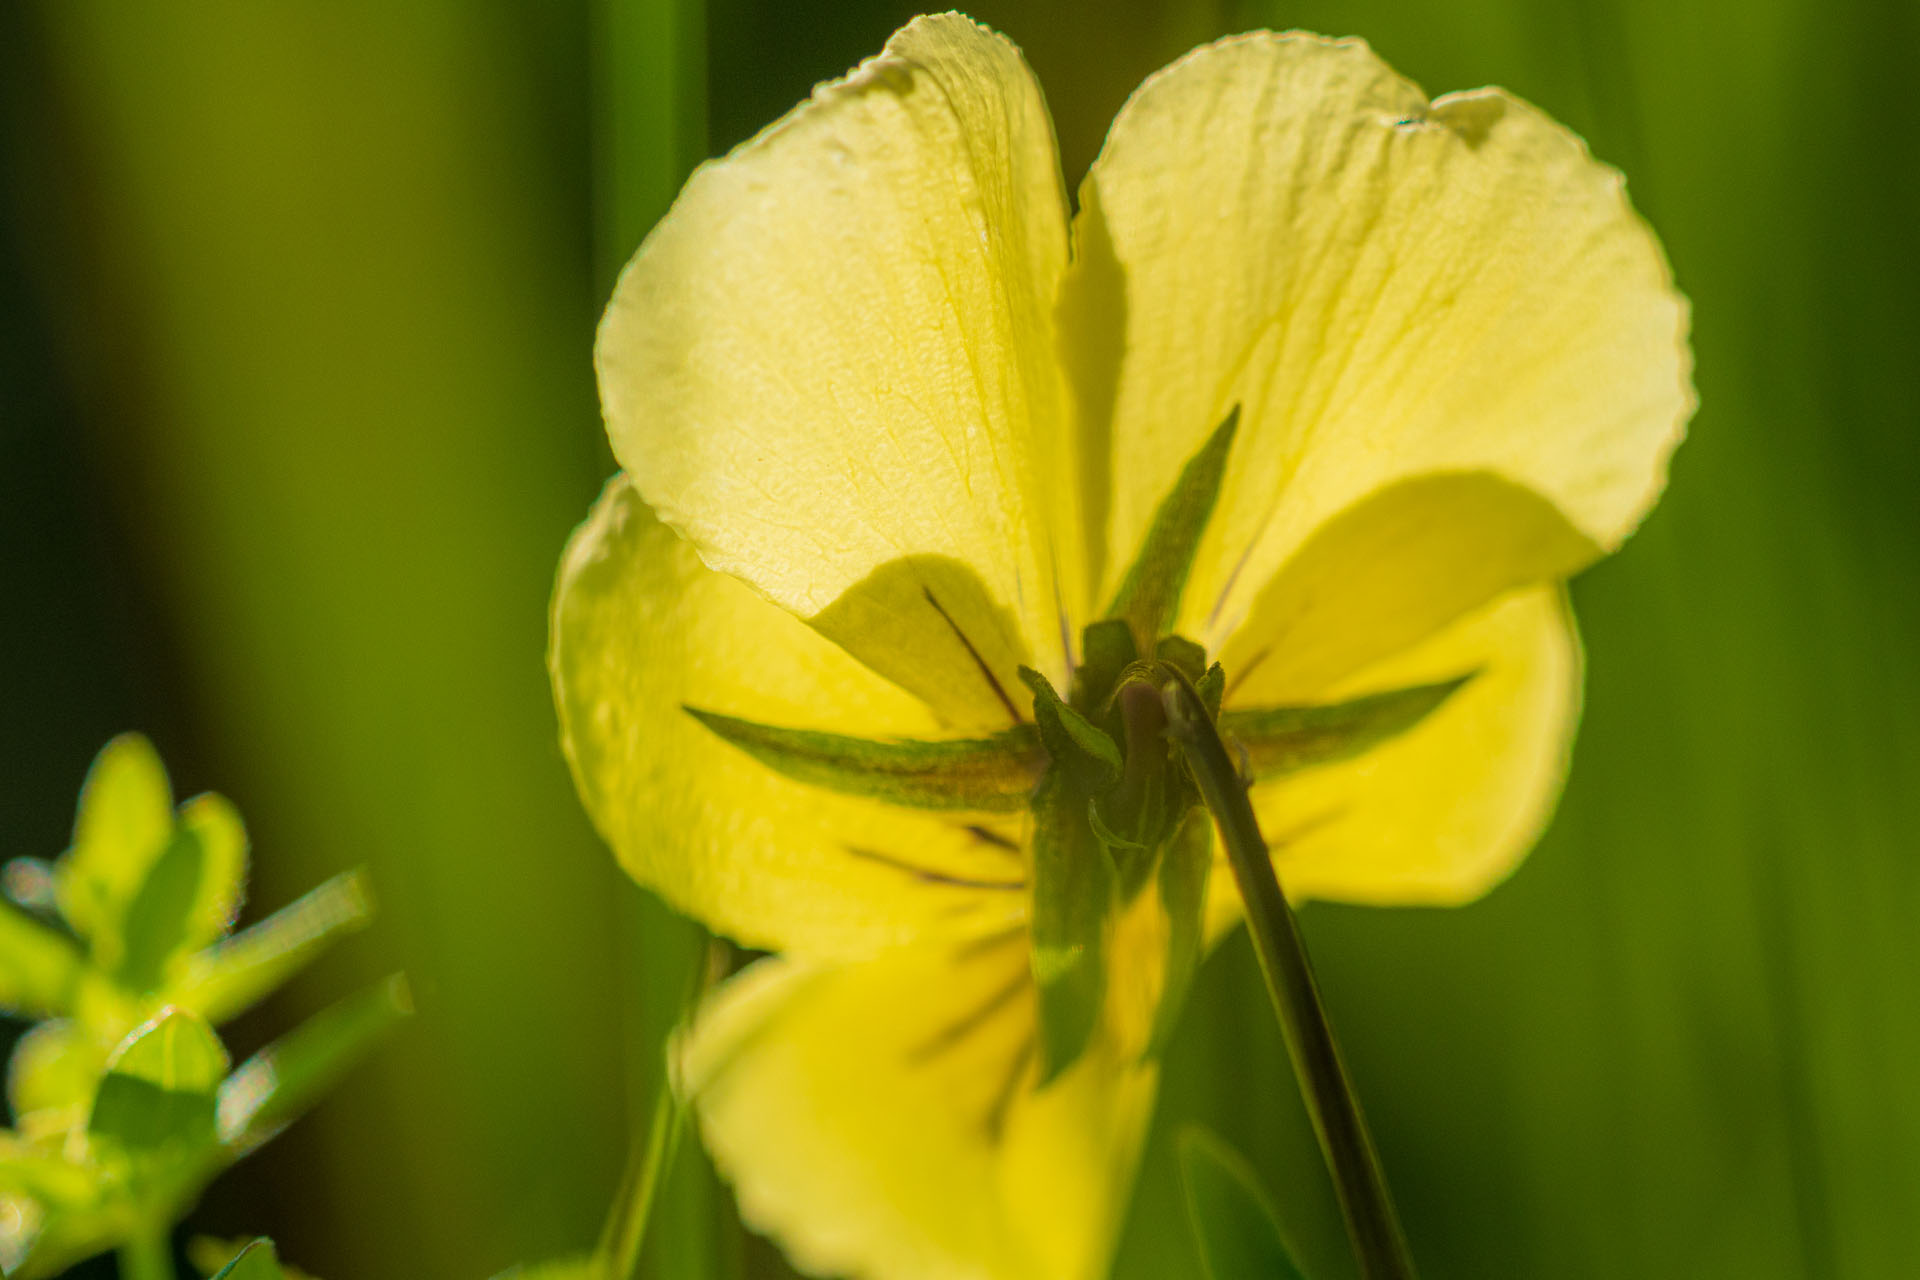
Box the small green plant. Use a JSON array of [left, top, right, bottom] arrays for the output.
[[0, 734, 409, 1279]]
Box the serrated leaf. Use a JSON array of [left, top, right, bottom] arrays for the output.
[[165, 869, 373, 1025], [1106, 407, 1239, 647], [1018, 667, 1122, 793], [56, 734, 174, 966], [686, 709, 1041, 812], [1148, 809, 1212, 1057], [89, 1007, 230, 1152], [1178, 1126, 1308, 1280], [1219, 674, 1476, 780], [1030, 772, 1114, 1083], [218, 974, 411, 1153], [0, 903, 85, 1018]]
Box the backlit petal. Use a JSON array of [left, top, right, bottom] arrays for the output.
[[598, 14, 1081, 725], [679, 929, 1156, 1280], [550, 478, 1028, 958], [1062, 33, 1690, 652], [1210, 585, 1578, 924]]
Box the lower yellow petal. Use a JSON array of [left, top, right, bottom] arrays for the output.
[[679, 932, 1156, 1280], [1210, 585, 1578, 927], [551, 477, 1027, 958]]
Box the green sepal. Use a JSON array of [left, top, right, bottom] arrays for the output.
[[1030, 771, 1115, 1085], [1155, 635, 1208, 684], [1018, 668, 1122, 794], [1219, 674, 1476, 781], [1071, 618, 1138, 713], [685, 709, 1042, 812], [218, 973, 412, 1155], [1148, 808, 1213, 1057], [1177, 1126, 1309, 1280], [89, 1006, 230, 1153], [1106, 407, 1240, 647]]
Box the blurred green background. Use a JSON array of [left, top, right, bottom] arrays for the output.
[[3, 0, 1916, 1277]]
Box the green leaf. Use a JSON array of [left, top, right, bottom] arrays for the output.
[[1219, 675, 1476, 781], [1149, 808, 1212, 1057], [56, 734, 174, 966], [173, 794, 249, 954], [89, 1007, 230, 1152], [1018, 668, 1122, 793], [685, 709, 1041, 812], [117, 826, 209, 993], [1030, 772, 1114, 1084], [6, 1021, 103, 1137], [165, 869, 374, 1025], [1178, 1126, 1309, 1280], [1106, 406, 1239, 647], [217, 974, 412, 1153], [204, 1238, 284, 1280], [0, 902, 86, 1018]]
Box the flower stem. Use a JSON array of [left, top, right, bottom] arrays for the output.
[[1164, 678, 1418, 1280], [117, 1226, 174, 1280], [597, 1065, 689, 1280]]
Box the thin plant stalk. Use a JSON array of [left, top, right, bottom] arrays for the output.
[[597, 1075, 689, 1280], [117, 1226, 174, 1280], [1164, 678, 1419, 1280]]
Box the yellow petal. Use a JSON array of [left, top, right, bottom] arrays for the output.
[[597, 14, 1082, 725], [550, 477, 1028, 958], [1209, 585, 1578, 926], [1217, 472, 1595, 702], [1064, 33, 1691, 651], [679, 929, 1156, 1280]]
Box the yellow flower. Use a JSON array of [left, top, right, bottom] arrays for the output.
[[551, 14, 1690, 1280]]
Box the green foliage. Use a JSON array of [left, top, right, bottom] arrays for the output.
[[1178, 1126, 1308, 1280], [0, 736, 406, 1279]]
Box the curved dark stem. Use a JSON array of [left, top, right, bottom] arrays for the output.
[[1163, 675, 1419, 1280]]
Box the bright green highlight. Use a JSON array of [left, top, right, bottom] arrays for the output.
[[0, 737, 408, 1279]]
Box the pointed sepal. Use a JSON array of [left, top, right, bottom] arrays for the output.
[[1030, 771, 1115, 1084], [686, 709, 1042, 812], [1106, 407, 1239, 647], [1219, 674, 1475, 781]]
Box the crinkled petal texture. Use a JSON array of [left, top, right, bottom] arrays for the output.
[[1062, 32, 1691, 653], [679, 928, 1157, 1280], [598, 14, 1082, 726], [551, 477, 1029, 958]]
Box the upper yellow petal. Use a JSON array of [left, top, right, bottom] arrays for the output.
[[597, 14, 1083, 725], [678, 928, 1156, 1280], [1062, 32, 1692, 651], [550, 477, 1028, 958]]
